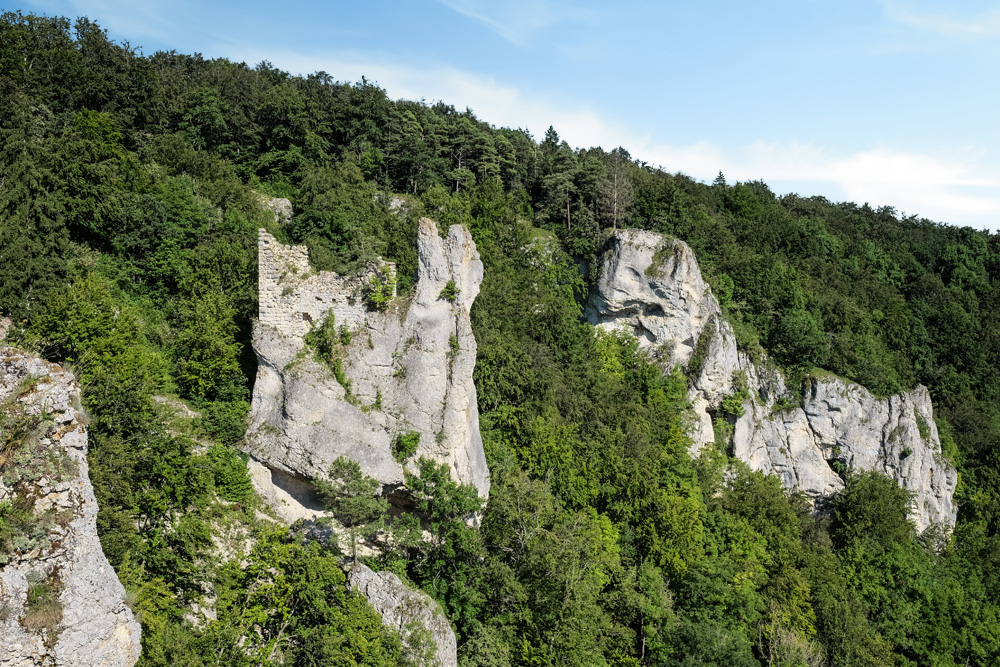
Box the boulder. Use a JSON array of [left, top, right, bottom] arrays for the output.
[[255, 192, 293, 225]]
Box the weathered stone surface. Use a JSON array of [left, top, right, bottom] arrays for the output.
[[586, 230, 958, 531], [255, 192, 292, 225], [0, 348, 141, 667], [348, 563, 457, 667], [246, 219, 489, 516]]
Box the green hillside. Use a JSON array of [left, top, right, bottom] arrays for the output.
[[3, 12, 1000, 666]]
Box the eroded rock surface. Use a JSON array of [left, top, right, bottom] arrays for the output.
[[246, 219, 489, 516], [586, 229, 958, 531], [255, 192, 293, 225], [0, 349, 141, 667], [348, 563, 457, 667]]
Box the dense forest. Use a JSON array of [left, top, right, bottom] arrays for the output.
[[3, 11, 1000, 666]]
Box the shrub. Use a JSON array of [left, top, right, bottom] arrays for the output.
[[366, 268, 396, 312], [200, 400, 249, 446], [393, 431, 421, 463], [439, 280, 460, 303], [22, 577, 63, 642], [304, 311, 338, 364], [207, 445, 254, 504]]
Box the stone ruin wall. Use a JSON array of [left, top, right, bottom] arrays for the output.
[[258, 230, 396, 338]]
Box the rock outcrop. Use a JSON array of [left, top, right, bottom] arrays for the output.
[[0, 349, 141, 667], [255, 192, 293, 226], [586, 229, 958, 531], [348, 563, 457, 667], [246, 219, 489, 518]]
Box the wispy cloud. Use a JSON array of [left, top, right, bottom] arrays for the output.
[[437, 0, 600, 46], [24, 0, 190, 46], [647, 141, 1000, 228], [235, 46, 621, 140], [882, 1, 1000, 39]]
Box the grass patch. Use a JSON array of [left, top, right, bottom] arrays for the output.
[[21, 575, 63, 645]]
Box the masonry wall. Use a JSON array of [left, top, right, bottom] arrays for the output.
[[258, 229, 396, 338]]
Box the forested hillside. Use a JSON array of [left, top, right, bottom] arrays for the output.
[[3, 11, 1000, 666]]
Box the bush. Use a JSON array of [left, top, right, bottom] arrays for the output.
[[200, 400, 249, 446], [366, 268, 396, 312], [207, 445, 254, 504], [393, 431, 421, 463], [22, 577, 63, 640], [830, 469, 915, 552], [304, 310, 339, 364], [439, 280, 460, 303]]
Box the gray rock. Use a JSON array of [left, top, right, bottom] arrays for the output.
[[587, 230, 958, 531], [348, 563, 457, 667], [246, 219, 490, 517], [255, 192, 293, 225], [0, 348, 141, 667]]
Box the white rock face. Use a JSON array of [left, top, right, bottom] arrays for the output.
[[246, 219, 490, 516], [586, 230, 959, 531], [348, 563, 457, 667], [0, 348, 141, 667]]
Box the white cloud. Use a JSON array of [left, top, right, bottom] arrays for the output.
[[882, 0, 1000, 39], [234, 47, 624, 142], [634, 140, 1000, 228], [437, 0, 600, 46]]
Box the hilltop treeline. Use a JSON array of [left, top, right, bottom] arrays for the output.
[[3, 12, 1000, 666]]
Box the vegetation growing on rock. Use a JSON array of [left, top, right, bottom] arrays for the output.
[[2, 11, 1000, 666]]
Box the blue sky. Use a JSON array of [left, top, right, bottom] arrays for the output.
[[9, 0, 1000, 229]]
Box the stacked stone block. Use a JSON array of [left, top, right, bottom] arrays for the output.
[[258, 230, 396, 339]]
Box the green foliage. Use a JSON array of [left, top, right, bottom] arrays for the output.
[[831, 470, 915, 553], [915, 409, 930, 440], [439, 279, 461, 302], [216, 527, 403, 666], [199, 400, 249, 446], [720, 371, 750, 420], [5, 11, 1000, 664], [303, 309, 338, 363], [687, 328, 714, 379], [174, 291, 244, 402], [314, 457, 388, 562], [367, 267, 397, 312], [393, 431, 421, 463], [206, 445, 254, 504], [303, 310, 356, 396]]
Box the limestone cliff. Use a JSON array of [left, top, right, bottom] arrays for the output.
[[586, 229, 958, 531], [246, 219, 490, 520], [0, 348, 141, 667], [348, 563, 458, 667]]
